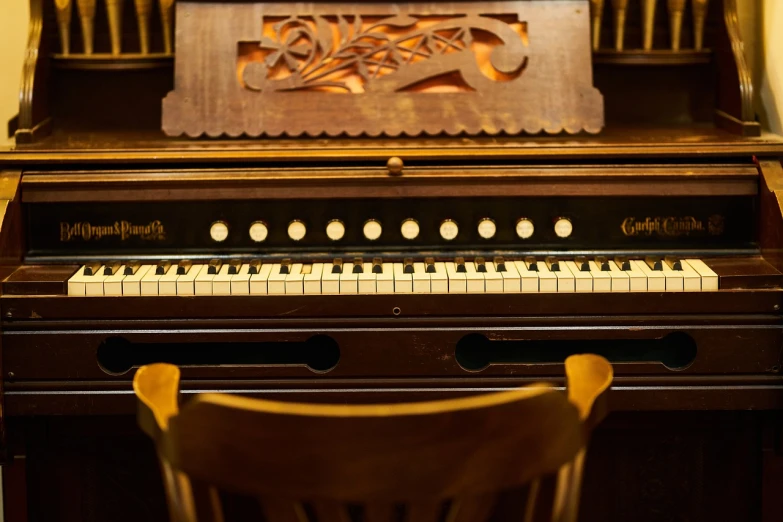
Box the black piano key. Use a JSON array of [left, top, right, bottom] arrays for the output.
[[665, 256, 683, 271], [575, 256, 590, 272], [123, 261, 141, 276], [83, 262, 102, 276], [248, 259, 261, 275], [595, 256, 610, 271], [332, 258, 343, 274], [494, 256, 506, 272], [372, 257, 383, 274], [475, 257, 487, 272], [207, 258, 223, 275], [614, 256, 632, 271], [403, 257, 414, 274], [645, 256, 663, 271], [103, 261, 122, 276], [176, 260, 193, 275], [525, 256, 538, 272], [545, 257, 560, 272], [425, 257, 436, 274], [455, 257, 467, 273], [280, 258, 292, 275], [353, 257, 364, 274], [155, 260, 172, 275], [227, 259, 242, 275]]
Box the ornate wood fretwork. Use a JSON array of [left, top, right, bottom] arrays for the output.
[[162, 1, 605, 138]]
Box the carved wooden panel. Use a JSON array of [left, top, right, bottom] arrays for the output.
[[162, 1, 604, 138]]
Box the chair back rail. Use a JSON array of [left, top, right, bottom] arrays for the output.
[[133, 355, 613, 522]]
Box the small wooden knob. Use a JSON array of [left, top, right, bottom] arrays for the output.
[[387, 157, 404, 176]]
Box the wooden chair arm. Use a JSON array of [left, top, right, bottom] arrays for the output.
[[134, 363, 181, 441], [564, 354, 613, 429]]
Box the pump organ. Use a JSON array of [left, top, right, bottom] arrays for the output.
[[2, 0, 783, 521]]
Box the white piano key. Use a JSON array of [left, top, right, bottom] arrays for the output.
[[176, 264, 205, 296], [393, 263, 413, 293], [607, 261, 630, 293], [67, 265, 90, 296], [564, 261, 593, 293], [684, 259, 719, 291], [358, 262, 377, 294], [483, 262, 504, 293], [624, 261, 647, 292], [678, 261, 701, 291], [157, 264, 181, 296], [249, 264, 274, 295], [535, 262, 557, 293], [430, 262, 448, 293], [145, 265, 169, 296], [103, 265, 127, 296], [498, 261, 521, 293], [305, 263, 325, 294], [661, 262, 685, 292], [267, 264, 287, 295], [230, 264, 252, 295], [195, 264, 219, 295], [633, 260, 665, 292], [464, 262, 485, 294], [321, 263, 341, 294], [588, 261, 612, 293], [377, 263, 394, 294], [285, 263, 305, 295], [513, 261, 540, 293], [85, 266, 109, 296], [412, 262, 430, 294], [212, 264, 233, 296], [122, 264, 151, 296], [339, 262, 360, 294], [445, 262, 467, 294], [551, 262, 575, 293]]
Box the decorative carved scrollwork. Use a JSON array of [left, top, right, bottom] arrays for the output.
[[241, 15, 528, 94]]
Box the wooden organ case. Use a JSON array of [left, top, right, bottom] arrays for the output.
[[2, 0, 783, 521]]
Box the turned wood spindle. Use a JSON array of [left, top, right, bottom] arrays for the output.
[[105, 0, 124, 55], [589, 0, 604, 51], [54, 0, 73, 55], [159, 0, 175, 54], [76, 0, 96, 54], [611, 0, 629, 51], [667, 0, 687, 51], [134, 0, 153, 54], [692, 0, 709, 51], [641, 0, 656, 51]]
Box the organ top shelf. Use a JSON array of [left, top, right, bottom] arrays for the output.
[[3, 126, 783, 164]]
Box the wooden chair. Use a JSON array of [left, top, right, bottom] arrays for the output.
[[134, 355, 613, 522]]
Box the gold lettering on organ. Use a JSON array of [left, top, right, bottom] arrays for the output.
[[60, 221, 167, 242], [621, 216, 724, 237]]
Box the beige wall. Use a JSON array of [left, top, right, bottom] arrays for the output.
[[0, 1, 780, 137], [0, 1, 29, 141], [761, 0, 782, 134]]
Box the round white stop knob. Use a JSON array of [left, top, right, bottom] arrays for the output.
[[400, 219, 420, 240], [554, 218, 573, 238], [248, 221, 268, 242], [326, 220, 345, 241], [516, 218, 534, 239], [210, 221, 229, 242], [440, 219, 459, 241], [477, 218, 496, 239], [287, 220, 306, 241], [363, 219, 382, 241]]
